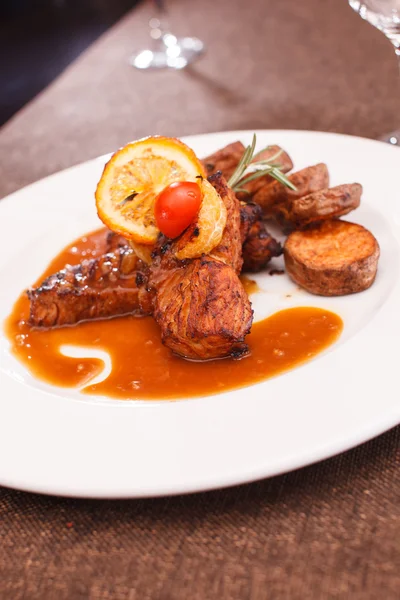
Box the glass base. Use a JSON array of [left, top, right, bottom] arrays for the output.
[[379, 130, 400, 146], [130, 36, 204, 70]]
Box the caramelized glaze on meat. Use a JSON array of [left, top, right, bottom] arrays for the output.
[[150, 256, 252, 359], [242, 221, 282, 272], [28, 247, 147, 328], [207, 173, 243, 273], [147, 173, 253, 360], [28, 197, 279, 331], [239, 202, 282, 272]]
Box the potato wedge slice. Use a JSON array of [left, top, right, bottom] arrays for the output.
[[253, 163, 329, 217], [284, 220, 380, 296], [277, 183, 362, 230]]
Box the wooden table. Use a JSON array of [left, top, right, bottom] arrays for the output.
[[1, 1, 399, 598]]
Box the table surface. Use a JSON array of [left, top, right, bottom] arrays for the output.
[[1, 0, 399, 598]]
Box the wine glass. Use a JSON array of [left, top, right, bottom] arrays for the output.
[[348, 0, 400, 144], [130, 0, 205, 70]]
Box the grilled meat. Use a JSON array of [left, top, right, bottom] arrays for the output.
[[105, 229, 130, 251], [28, 246, 147, 328], [242, 221, 282, 272], [239, 201, 282, 272], [106, 201, 280, 274], [147, 173, 253, 360], [28, 197, 279, 330], [149, 255, 252, 359], [207, 172, 243, 273]]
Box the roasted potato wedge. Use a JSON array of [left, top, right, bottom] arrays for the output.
[[238, 145, 294, 198], [202, 142, 294, 197], [253, 163, 329, 217], [202, 141, 246, 179], [284, 220, 380, 296], [277, 183, 362, 230]]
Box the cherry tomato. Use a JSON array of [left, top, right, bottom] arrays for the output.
[[155, 181, 202, 239]]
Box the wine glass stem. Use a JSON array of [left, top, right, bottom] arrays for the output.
[[154, 0, 166, 12], [388, 40, 400, 143], [388, 33, 400, 72], [149, 0, 169, 42]]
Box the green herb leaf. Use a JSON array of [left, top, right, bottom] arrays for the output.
[[227, 136, 297, 193]]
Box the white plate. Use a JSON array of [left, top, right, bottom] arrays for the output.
[[0, 130, 399, 498]]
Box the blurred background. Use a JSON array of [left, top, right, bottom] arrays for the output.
[[0, 0, 136, 125], [1, 0, 399, 198]]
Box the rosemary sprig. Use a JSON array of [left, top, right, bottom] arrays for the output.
[[228, 134, 297, 193], [227, 134, 257, 189]]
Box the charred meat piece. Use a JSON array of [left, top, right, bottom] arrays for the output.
[[284, 220, 380, 296], [253, 163, 329, 218], [148, 173, 253, 360], [242, 221, 282, 272], [202, 141, 246, 180], [28, 201, 278, 330], [150, 255, 252, 360], [28, 246, 147, 328], [105, 229, 130, 251], [106, 200, 282, 274], [239, 200, 263, 242], [276, 183, 362, 231], [207, 172, 243, 274], [239, 201, 282, 272], [107, 201, 283, 282]]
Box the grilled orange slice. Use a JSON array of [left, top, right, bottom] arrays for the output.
[[95, 136, 205, 244]]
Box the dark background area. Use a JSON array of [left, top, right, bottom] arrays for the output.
[[0, 0, 136, 126]]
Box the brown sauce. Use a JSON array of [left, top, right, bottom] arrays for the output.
[[4, 228, 343, 401], [240, 276, 261, 295]]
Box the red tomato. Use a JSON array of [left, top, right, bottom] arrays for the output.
[[155, 181, 202, 239]]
